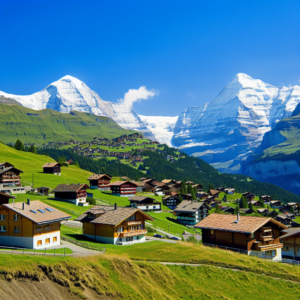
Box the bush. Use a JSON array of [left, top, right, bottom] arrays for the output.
[[86, 197, 96, 205]]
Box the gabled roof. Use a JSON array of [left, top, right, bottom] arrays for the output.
[[270, 200, 281, 204], [75, 205, 153, 226], [1, 200, 71, 224], [0, 192, 15, 199], [131, 181, 145, 187], [42, 162, 62, 168], [209, 190, 220, 196], [128, 196, 160, 203], [0, 166, 23, 175], [52, 183, 89, 192], [87, 174, 112, 180], [109, 181, 137, 187], [174, 200, 206, 212], [280, 228, 300, 240], [194, 213, 287, 233]]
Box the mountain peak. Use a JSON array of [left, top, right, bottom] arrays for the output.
[[228, 73, 273, 89]]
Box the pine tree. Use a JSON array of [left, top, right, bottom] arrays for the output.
[[181, 181, 187, 194], [191, 188, 197, 200], [187, 183, 193, 194], [290, 205, 295, 214], [239, 196, 248, 208], [207, 183, 215, 193], [259, 199, 265, 208], [14, 139, 24, 151], [215, 202, 221, 213], [29, 145, 37, 154], [223, 194, 227, 202], [234, 205, 240, 214], [249, 202, 254, 211], [178, 192, 183, 203]]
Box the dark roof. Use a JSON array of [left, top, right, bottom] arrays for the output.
[[1, 200, 71, 224], [174, 200, 206, 212], [75, 205, 153, 226], [0, 166, 23, 175], [0, 192, 15, 199], [87, 174, 112, 180], [128, 196, 160, 203], [109, 181, 137, 187], [52, 183, 89, 192], [280, 228, 300, 240], [195, 213, 287, 233]]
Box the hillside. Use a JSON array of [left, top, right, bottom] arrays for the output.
[[38, 145, 300, 203], [0, 104, 136, 144], [243, 103, 300, 195]]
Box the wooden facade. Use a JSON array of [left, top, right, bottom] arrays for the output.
[[42, 162, 62, 175], [87, 174, 112, 190], [0, 162, 23, 186], [110, 181, 137, 197]]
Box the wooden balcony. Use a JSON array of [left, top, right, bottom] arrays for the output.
[[119, 229, 147, 237], [260, 227, 272, 233], [256, 243, 283, 251], [258, 235, 273, 242], [122, 220, 142, 226]]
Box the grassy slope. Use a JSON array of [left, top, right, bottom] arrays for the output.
[[0, 104, 136, 144]]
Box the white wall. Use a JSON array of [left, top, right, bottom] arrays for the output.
[[84, 234, 146, 245], [33, 231, 61, 249]]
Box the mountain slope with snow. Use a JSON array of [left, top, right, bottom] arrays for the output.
[[172, 73, 300, 172], [0, 75, 154, 138], [139, 115, 178, 146]]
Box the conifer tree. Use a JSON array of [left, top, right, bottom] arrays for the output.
[[29, 145, 37, 154], [259, 198, 265, 208], [181, 181, 187, 194], [14, 139, 24, 151], [187, 183, 193, 194], [249, 202, 254, 211], [178, 192, 183, 203], [223, 194, 227, 202], [239, 195, 248, 208], [290, 205, 295, 214], [234, 205, 240, 214], [215, 202, 221, 213]]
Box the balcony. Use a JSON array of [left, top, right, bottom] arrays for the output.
[[256, 243, 283, 251], [119, 229, 147, 237], [123, 220, 142, 226]]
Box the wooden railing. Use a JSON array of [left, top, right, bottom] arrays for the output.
[[123, 220, 142, 226], [119, 229, 147, 237]]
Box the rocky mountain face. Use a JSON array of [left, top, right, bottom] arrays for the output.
[[172, 73, 300, 173], [242, 102, 300, 195], [0, 75, 154, 138]]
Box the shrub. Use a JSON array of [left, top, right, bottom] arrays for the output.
[[86, 197, 96, 205]]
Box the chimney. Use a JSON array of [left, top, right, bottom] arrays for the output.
[[27, 199, 30, 205], [22, 202, 25, 210], [114, 203, 117, 210], [237, 211, 239, 222]]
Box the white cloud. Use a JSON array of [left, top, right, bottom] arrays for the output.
[[119, 86, 159, 107], [188, 91, 194, 98]]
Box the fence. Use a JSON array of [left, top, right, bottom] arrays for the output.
[[282, 258, 300, 265], [0, 246, 70, 256], [61, 236, 106, 253]]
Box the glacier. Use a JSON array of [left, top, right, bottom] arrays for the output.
[[172, 73, 300, 173], [0, 75, 154, 138], [139, 115, 178, 147]]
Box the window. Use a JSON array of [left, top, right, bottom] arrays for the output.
[[210, 230, 214, 235], [13, 214, 19, 221], [0, 214, 6, 221], [117, 227, 124, 233], [14, 226, 20, 233], [45, 238, 50, 244], [126, 237, 133, 242], [119, 238, 122, 242], [53, 237, 57, 243], [250, 232, 255, 239], [45, 225, 51, 229], [284, 246, 289, 251], [37, 225, 42, 231], [37, 240, 42, 246], [0, 226, 6, 232]]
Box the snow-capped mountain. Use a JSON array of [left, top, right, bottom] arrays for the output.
[[139, 115, 178, 147], [172, 73, 300, 172], [0, 75, 153, 138]]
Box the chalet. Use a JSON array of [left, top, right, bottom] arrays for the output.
[[224, 188, 235, 195], [162, 195, 181, 209], [109, 181, 137, 197], [270, 200, 282, 208], [261, 195, 271, 203], [280, 228, 300, 260], [195, 213, 287, 261], [132, 181, 145, 193], [36, 186, 50, 196], [0, 192, 15, 205], [181, 194, 193, 200], [220, 206, 235, 214], [174, 200, 209, 225], [0, 200, 70, 249], [243, 192, 255, 201], [287, 203, 300, 213], [217, 187, 225, 192], [162, 179, 177, 186], [42, 162, 62, 175], [0, 162, 23, 187], [192, 184, 203, 192], [240, 208, 255, 214], [209, 190, 220, 199], [257, 208, 269, 215], [75, 204, 153, 245], [197, 192, 208, 199], [87, 174, 112, 191], [249, 200, 262, 207], [186, 181, 194, 186], [52, 183, 89, 206], [275, 214, 293, 226], [129, 196, 161, 211]]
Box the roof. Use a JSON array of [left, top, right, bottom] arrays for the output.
[[209, 190, 220, 196], [87, 174, 112, 180], [0, 166, 23, 175], [128, 196, 159, 203], [288, 203, 298, 206], [0, 192, 15, 199], [52, 183, 89, 192], [42, 162, 62, 168], [1, 200, 71, 224], [109, 181, 137, 187], [75, 205, 154, 226], [194, 213, 287, 233], [174, 200, 206, 212], [270, 200, 281, 204], [257, 208, 268, 213], [131, 181, 145, 187], [280, 228, 300, 240]]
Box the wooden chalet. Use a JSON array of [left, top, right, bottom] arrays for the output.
[[75, 204, 153, 245], [42, 162, 62, 175], [209, 190, 220, 199], [0, 162, 23, 186], [257, 208, 269, 215], [52, 183, 89, 206], [0, 192, 15, 205], [162, 195, 181, 209], [192, 184, 203, 192], [131, 181, 145, 193], [129, 196, 161, 211], [249, 200, 262, 207], [0, 200, 70, 249], [195, 213, 287, 261], [243, 192, 255, 201], [36, 186, 50, 196], [270, 200, 282, 208], [261, 195, 271, 203], [181, 194, 193, 200], [224, 188, 235, 195], [280, 228, 300, 260], [220, 206, 235, 214], [161, 179, 177, 186], [174, 200, 209, 225], [109, 181, 137, 197], [87, 174, 112, 191]]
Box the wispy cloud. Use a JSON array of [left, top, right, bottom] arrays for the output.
[[119, 86, 159, 107], [188, 91, 194, 98]]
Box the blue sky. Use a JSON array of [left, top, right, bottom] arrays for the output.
[[0, 0, 299, 116]]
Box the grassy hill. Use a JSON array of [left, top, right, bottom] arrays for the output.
[[0, 104, 136, 144]]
